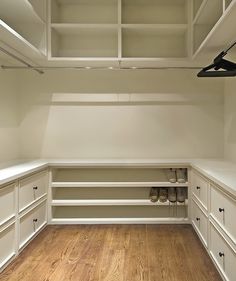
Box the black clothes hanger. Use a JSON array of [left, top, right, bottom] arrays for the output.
[[197, 40, 236, 77]]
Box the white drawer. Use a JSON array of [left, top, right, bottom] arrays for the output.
[[210, 184, 236, 245], [210, 224, 236, 281], [19, 170, 47, 212], [0, 184, 15, 226], [192, 171, 208, 210], [19, 201, 47, 249], [192, 199, 208, 247], [0, 223, 15, 269]]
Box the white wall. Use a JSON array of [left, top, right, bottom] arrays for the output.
[[0, 70, 19, 165], [18, 69, 224, 159], [224, 79, 236, 162]]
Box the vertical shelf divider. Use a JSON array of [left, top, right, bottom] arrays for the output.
[[118, 0, 122, 60]]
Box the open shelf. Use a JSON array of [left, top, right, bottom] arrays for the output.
[[51, 199, 188, 206], [122, 26, 187, 58], [0, 0, 46, 55], [122, 0, 187, 24], [52, 205, 188, 219], [51, 0, 118, 24], [51, 24, 118, 57]]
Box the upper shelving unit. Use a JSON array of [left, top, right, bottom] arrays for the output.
[[0, 0, 47, 58], [192, 0, 236, 58], [49, 0, 189, 60]]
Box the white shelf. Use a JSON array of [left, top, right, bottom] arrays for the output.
[[51, 0, 118, 24], [0, 20, 46, 59], [0, 0, 47, 56], [122, 0, 187, 24], [51, 181, 189, 188], [50, 217, 189, 224], [51, 199, 188, 206], [193, 0, 236, 57]]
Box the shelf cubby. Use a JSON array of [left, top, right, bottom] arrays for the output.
[[51, 24, 118, 58], [193, 0, 204, 19], [52, 205, 188, 219], [0, 0, 46, 55], [122, 26, 187, 58], [51, 0, 118, 24], [122, 0, 187, 24], [193, 0, 223, 53]]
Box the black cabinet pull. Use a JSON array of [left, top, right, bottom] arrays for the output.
[[33, 186, 38, 190], [219, 208, 224, 213], [33, 219, 38, 222], [196, 217, 200, 221], [196, 186, 200, 190], [219, 252, 224, 258]]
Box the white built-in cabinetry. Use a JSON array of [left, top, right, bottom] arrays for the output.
[[191, 169, 236, 281], [49, 0, 189, 59], [49, 166, 189, 223], [0, 170, 47, 273]]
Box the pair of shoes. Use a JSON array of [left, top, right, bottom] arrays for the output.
[[149, 187, 168, 202], [166, 168, 187, 183], [149, 187, 188, 203], [176, 187, 187, 203]]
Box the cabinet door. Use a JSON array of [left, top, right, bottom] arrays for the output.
[[19, 171, 47, 212], [210, 224, 236, 281], [192, 199, 208, 247], [0, 184, 15, 226], [19, 201, 47, 249], [210, 184, 236, 245], [192, 171, 208, 210], [0, 224, 15, 269]]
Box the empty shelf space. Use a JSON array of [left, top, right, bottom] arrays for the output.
[[52, 205, 188, 219], [225, 0, 234, 10], [50, 25, 118, 57], [193, 0, 204, 19], [122, 27, 187, 58], [52, 167, 188, 183], [51, 0, 118, 24], [51, 199, 188, 206], [122, 0, 188, 24]]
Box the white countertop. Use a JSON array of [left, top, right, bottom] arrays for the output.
[[0, 158, 236, 198]]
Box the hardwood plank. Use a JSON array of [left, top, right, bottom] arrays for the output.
[[0, 225, 222, 281]]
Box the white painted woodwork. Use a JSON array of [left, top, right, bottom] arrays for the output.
[[210, 184, 236, 246], [191, 199, 208, 247], [19, 201, 47, 249], [192, 171, 208, 211], [210, 223, 236, 281], [0, 223, 15, 270], [19, 171, 47, 212], [0, 184, 15, 226]]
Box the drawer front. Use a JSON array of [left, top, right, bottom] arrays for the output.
[[210, 224, 236, 281], [19, 171, 47, 212], [210, 185, 236, 244], [0, 224, 15, 268], [192, 200, 208, 247], [0, 184, 15, 226], [19, 202, 47, 248], [192, 171, 208, 210]]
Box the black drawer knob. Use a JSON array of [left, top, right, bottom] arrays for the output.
[[33, 186, 38, 190], [33, 219, 38, 222], [196, 217, 200, 221], [219, 252, 224, 258], [196, 186, 201, 190], [219, 208, 225, 213]]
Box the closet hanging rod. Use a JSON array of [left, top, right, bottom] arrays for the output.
[[1, 65, 203, 71], [0, 46, 44, 74]]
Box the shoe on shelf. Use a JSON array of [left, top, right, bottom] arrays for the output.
[[168, 187, 177, 203], [176, 168, 187, 183], [159, 188, 168, 202], [166, 168, 177, 183], [149, 187, 159, 202], [177, 187, 187, 203]]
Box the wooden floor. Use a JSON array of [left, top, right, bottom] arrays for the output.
[[0, 225, 222, 281]]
